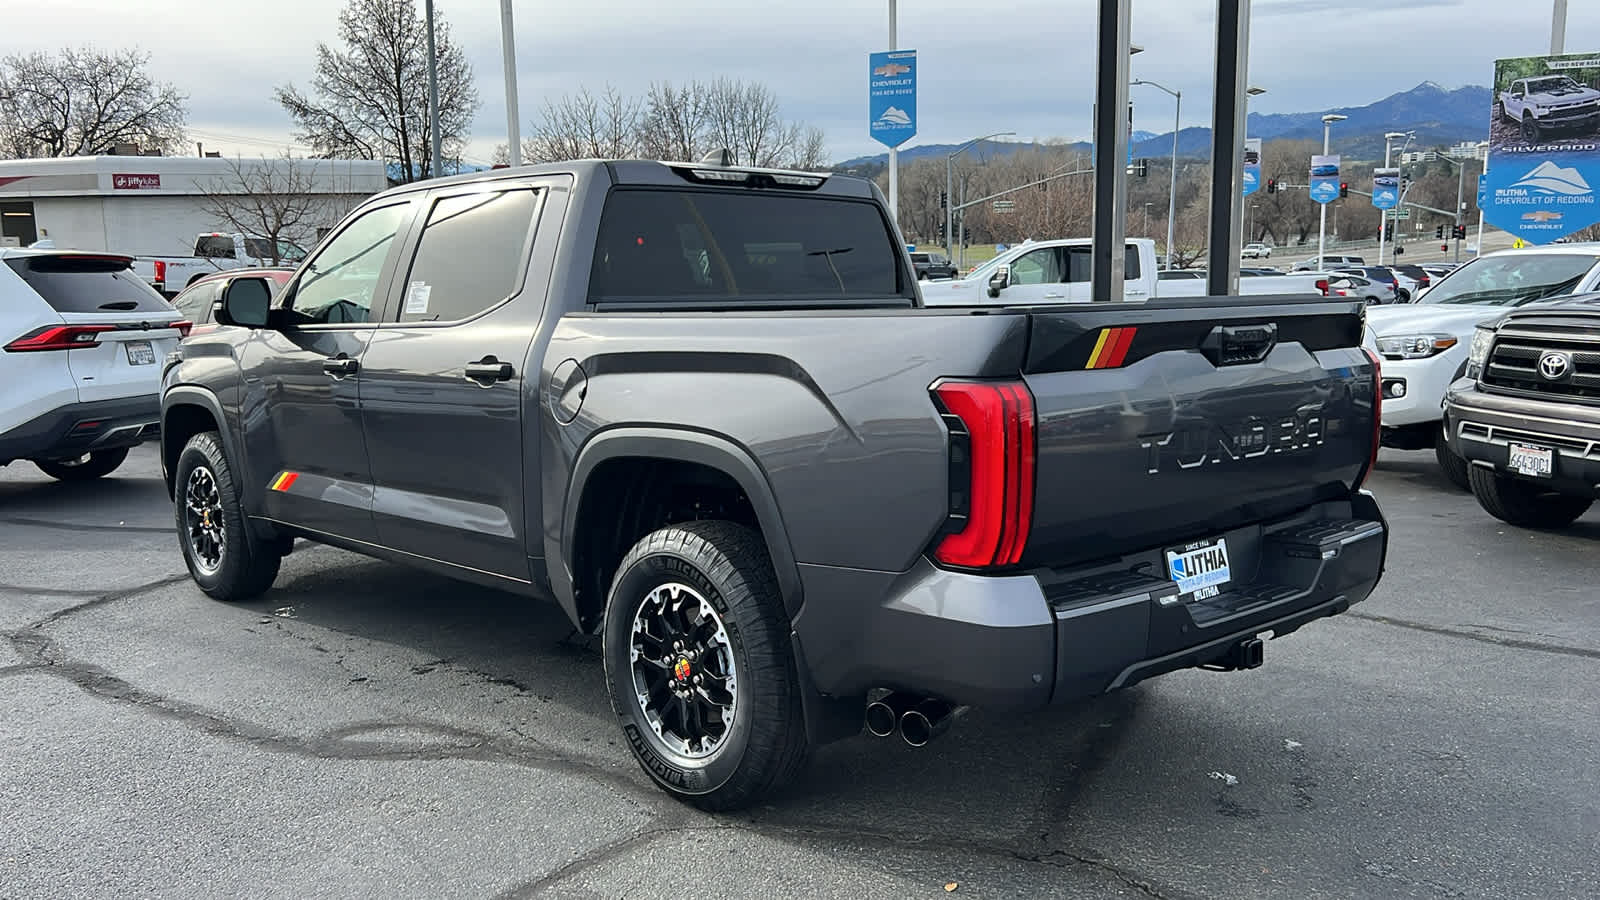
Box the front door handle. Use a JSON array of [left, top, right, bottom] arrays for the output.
[[323, 355, 359, 377], [465, 356, 514, 385]]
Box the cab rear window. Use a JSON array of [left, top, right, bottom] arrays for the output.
[[588, 189, 910, 305], [4, 256, 173, 313]]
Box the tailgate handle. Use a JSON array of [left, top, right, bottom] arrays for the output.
[[1203, 323, 1278, 366]]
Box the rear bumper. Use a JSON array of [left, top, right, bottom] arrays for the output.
[[793, 493, 1387, 711], [0, 395, 160, 463], [1445, 384, 1600, 494]]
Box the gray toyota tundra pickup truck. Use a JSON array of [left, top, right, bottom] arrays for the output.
[[1445, 295, 1600, 527], [159, 155, 1388, 809]]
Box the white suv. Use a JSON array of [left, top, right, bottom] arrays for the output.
[[1, 250, 186, 480]]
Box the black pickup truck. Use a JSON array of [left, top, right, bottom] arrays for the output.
[[1445, 296, 1600, 528], [159, 155, 1388, 809]]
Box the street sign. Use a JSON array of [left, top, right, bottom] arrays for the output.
[[992, 200, 1016, 212], [1310, 155, 1341, 204], [1385, 207, 1410, 220], [1484, 51, 1600, 244], [1372, 167, 1400, 210], [868, 50, 917, 149], [1477, 173, 1487, 208], [1242, 138, 1262, 197]]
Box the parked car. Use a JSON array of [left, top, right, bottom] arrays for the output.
[[1293, 254, 1366, 271], [129, 232, 307, 297], [908, 251, 958, 280], [1445, 295, 1600, 527], [1337, 266, 1404, 301], [1327, 274, 1391, 304], [1242, 242, 1272, 259], [1391, 264, 1433, 297], [1498, 75, 1600, 143], [169, 267, 296, 328], [924, 238, 1325, 305], [1364, 245, 1600, 489], [1, 249, 186, 480], [1311, 163, 1340, 177], [159, 155, 1387, 810], [1421, 263, 1459, 282]]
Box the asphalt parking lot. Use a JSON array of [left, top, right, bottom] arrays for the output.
[[3, 445, 1597, 899]]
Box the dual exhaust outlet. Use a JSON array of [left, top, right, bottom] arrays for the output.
[[864, 691, 961, 747]]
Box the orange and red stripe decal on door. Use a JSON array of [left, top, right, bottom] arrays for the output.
[[1086, 327, 1138, 369], [269, 471, 299, 492]]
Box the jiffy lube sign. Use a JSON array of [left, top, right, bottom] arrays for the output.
[[1485, 52, 1600, 243]]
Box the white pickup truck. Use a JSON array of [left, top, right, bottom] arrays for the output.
[[127, 233, 307, 297], [919, 238, 1327, 306], [1498, 75, 1600, 144]]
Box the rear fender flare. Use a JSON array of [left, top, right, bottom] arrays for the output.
[[561, 428, 803, 622]]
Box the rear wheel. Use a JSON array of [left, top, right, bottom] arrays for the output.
[[173, 431, 283, 601], [1468, 466, 1592, 529], [1434, 430, 1471, 491], [34, 448, 130, 481], [602, 520, 809, 811]]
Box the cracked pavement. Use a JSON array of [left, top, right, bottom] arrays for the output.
[[2, 447, 1597, 898]]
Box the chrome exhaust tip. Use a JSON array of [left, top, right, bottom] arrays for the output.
[[864, 691, 920, 738]]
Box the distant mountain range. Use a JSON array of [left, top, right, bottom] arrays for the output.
[[835, 82, 1492, 171]]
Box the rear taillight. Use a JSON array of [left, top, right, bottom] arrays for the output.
[[153, 260, 167, 284], [1356, 348, 1382, 489], [1316, 278, 1329, 296], [4, 324, 115, 352], [931, 380, 1036, 568], [173, 320, 193, 337]]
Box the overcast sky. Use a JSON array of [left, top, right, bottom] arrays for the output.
[[3, 0, 1594, 164]]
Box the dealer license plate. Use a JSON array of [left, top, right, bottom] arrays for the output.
[[1508, 442, 1553, 478], [1165, 537, 1232, 602], [124, 341, 156, 366]]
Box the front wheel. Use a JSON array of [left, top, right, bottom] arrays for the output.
[[1522, 114, 1542, 144], [1468, 466, 1592, 528], [173, 431, 283, 601], [602, 520, 810, 811], [34, 447, 130, 481], [1435, 430, 1471, 491]]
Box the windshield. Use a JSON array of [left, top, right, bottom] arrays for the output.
[[1418, 254, 1596, 306], [1527, 76, 1583, 94]]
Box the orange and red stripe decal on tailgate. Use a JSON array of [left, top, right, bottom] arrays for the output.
[[269, 471, 299, 492], [1086, 327, 1138, 369]]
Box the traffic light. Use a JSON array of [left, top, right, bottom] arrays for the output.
[[1435, 225, 1445, 239], [1133, 159, 1149, 177], [939, 191, 948, 210], [1455, 225, 1468, 240], [1442, 244, 1449, 252], [1266, 178, 1277, 194], [1339, 182, 1349, 198]]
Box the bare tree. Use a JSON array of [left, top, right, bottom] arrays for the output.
[[194, 155, 347, 264], [274, 0, 479, 182], [0, 47, 187, 158], [637, 81, 710, 162], [524, 86, 641, 163], [704, 79, 796, 167]]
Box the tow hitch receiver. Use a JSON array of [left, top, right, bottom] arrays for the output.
[[1230, 637, 1265, 670]]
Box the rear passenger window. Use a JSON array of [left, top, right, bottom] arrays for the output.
[[172, 280, 221, 322], [3, 256, 173, 313], [1064, 246, 1142, 282], [398, 189, 539, 323], [588, 189, 907, 304]]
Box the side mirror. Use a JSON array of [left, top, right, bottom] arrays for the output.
[[216, 277, 272, 328], [986, 265, 1010, 299]]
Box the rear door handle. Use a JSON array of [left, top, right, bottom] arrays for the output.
[[323, 355, 359, 377], [465, 356, 514, 385]]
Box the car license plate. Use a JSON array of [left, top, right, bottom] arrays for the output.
[[1508, 442, 1554, 478], [1166, 537, 1232, 602], [124, 341, 156, 366]]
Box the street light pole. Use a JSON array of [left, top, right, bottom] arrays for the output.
[[945, 131, 1016, 259], [500, 0, 521, 167], [1317, 114, 1346, 270], [424, 0, 442, 178], [1379, 131, 1413, 264], [887, 0, 899, 225], [1131, 80, 1181, 270]]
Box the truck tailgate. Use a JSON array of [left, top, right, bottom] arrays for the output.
[[1019, 296, 1375, 568]]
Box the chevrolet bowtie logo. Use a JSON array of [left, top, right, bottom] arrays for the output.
[[873, 62, 911, 77]]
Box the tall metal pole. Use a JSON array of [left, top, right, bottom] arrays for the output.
[[1205, 0, 1250, 297], [1379, 135, 1392, 265], [501, 0, 521, 167], [1317, 122, 1331, 271], [887, 0, 898, 229], [1552, 0, 1568, 54], [1167, 91, 1179, 270], [1090, 0, 1132, 302], [424, 0, 442, 178], [945, 158, 953, 258], [1454, 160, 1465, 263]]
